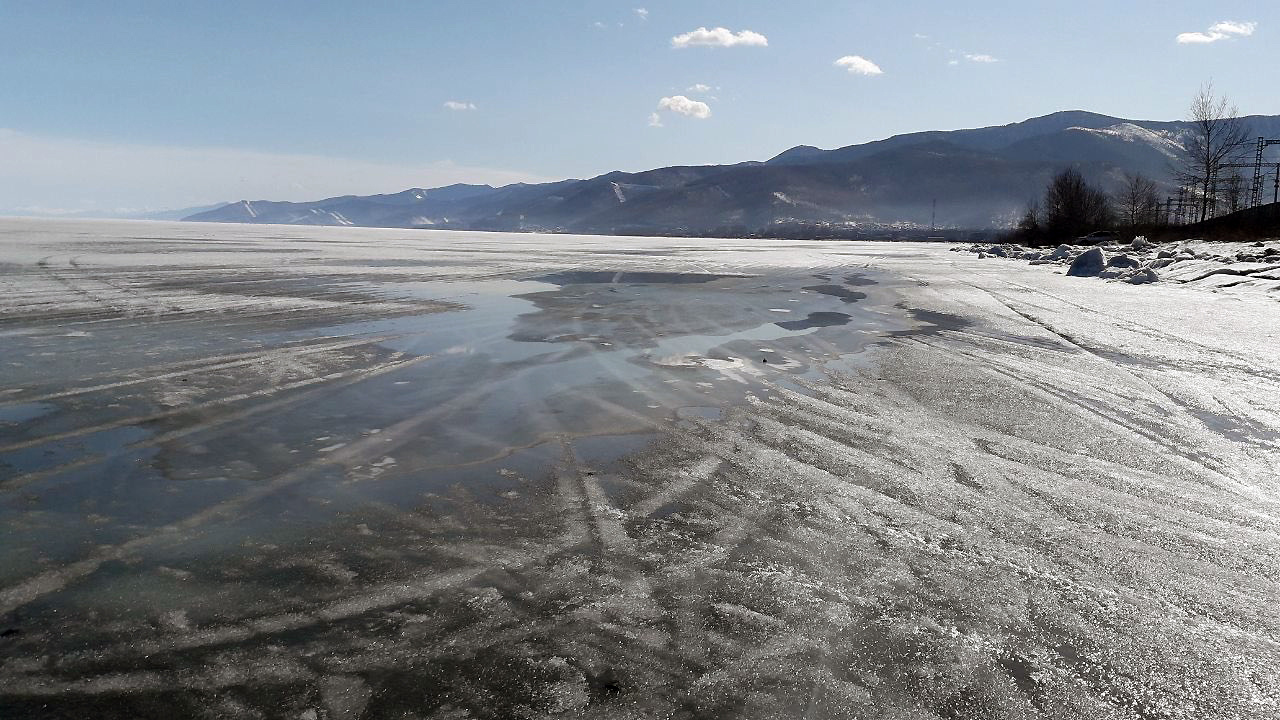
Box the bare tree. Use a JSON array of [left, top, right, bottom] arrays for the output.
[[1043, 168, 1112, 239], [1017, 198, 1040, 232], [1182, 82, 1251, 222], [1013, 198, 1044, 244], [1117, 172, 1161, 227]]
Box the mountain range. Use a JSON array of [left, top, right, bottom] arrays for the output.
[[185, 110, 1280, 235]]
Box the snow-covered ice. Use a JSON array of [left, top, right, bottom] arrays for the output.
[[0, 218, 1277, 718]]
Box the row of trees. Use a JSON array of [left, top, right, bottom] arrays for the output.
[[1015, 168, 1160, 245]]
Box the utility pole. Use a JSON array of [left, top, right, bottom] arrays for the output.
[[1248, 137, 1280, 208]]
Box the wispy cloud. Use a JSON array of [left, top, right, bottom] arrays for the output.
[[834, 55, 883, 76], [0, 128, 548, 215], [634, 8, 648, 20], [1210, 20, 1256, 35], [443, 100, 477, 111], [964, 53, 999, 63], [1177, 19, 1256, 44], [687, 83, 713, 94], [671, 27, 768, 49], [656, 95, 712, 120], [647, 112, 663, 128]]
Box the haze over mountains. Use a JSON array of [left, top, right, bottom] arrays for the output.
[[186, 111, 1280, 234]]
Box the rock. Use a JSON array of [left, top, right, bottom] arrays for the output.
[[1107, 254, 1139, 269], [1131, 235, 1149, 250], [1021, 251, 1041, 260], [978, 252, 987, 259], [1126, 269, 1159, 284], [1157, 249, 1176, 259], [986, 245, 1007, 257], [1150, 257, 1176, 269], [1266, 247, 1279, 257], [1049, 244, 1073, 260], [1067, 247, 1106, 277], [1098, 269, 1124, 279], [1253, 241, 1265, 247]]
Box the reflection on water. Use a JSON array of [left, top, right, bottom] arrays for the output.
[[0, 261, 908, 714], [1, 270, 894, 566]]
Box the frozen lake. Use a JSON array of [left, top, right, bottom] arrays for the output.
[[1, 218, 1278, 718]]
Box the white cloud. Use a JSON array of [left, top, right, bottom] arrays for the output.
[[1176, 32, 1216, 44], [1177, 19, 1256, 44], [964, 53, 999, 63], [834, 55, 883, 76], [948, 59, 959, 66], [1209, 20, 1256, 35], [671, 27, 767, 48], [656, 95, 712, 119], [443, 100, 476, 111], [634, 8, 648, 20], [0, 128, 549, 215], [687, 83, 713, 94], [913, 33, 929, 40], [647, 112, 663, 128]]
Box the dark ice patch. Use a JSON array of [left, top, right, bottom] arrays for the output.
[[775, 312, 852, 330], [529, 271, 747, 285], [802, 284, 867, 303], [890, 307, 973, 336]]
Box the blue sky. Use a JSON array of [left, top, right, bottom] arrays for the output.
[[2, 1, 1277, 213]]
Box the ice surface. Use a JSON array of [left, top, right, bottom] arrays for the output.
[[0, 219, 1277, 718]]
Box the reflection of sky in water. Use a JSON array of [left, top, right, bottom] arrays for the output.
[[0, 270, 895, 601], [0, 402, 56, 425]]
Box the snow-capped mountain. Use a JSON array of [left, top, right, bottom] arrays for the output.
[[186, 111, 1280, 232]]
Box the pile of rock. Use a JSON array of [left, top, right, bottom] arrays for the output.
[[953, 240, 1160, 284], [952, 237, 1280, 291]]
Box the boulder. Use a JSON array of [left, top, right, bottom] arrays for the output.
[[986, 245, 1007, 257], [1107, 254, 1139, 269], [1125, 269, 1159, 284], [1067, 247, 1106, 277], [1157, 249, 1177, 259], [1049, 244, 1073, 260], [1130, 235, 1149, 250]]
